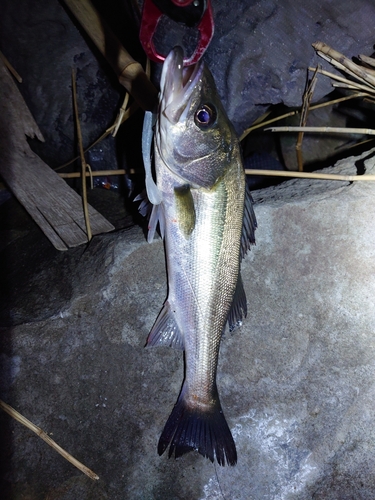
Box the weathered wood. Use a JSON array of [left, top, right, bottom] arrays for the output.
[[0, 58, 114, 251]]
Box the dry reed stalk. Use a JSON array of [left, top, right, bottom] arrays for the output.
[[86, 163, 94, 189], [245, 169, 375, 182], [265, 126, 375, 135], [240, 93, 368, 141], [312, 42, 375, 89], [59, 168, 375, 182], [296, 68, 318, 171], [358, 54, 375, 69], [55, 102, 138, 172], [72, 68, 92, 241], [0, 51, 22, 82], [112, 92, 130, 137], [59, 169, 132, 178], [0, 399, 99, 480], [308, 67, 375, 95]]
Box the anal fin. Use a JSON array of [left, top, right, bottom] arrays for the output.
[[147, 203, 165, 243], [146, 301, 184, 350]]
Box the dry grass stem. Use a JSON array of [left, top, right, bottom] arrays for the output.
[[59, 169, 140, 178], [265, 126, 375, 135], [296, 67, 318, 171], [0, 399, 99, 480], [60, 168, 375, 182], [86, 163, 94, 189], [245, 169, 375, 182], [112, 92, 130, 137], [55, 102, 139, 172], [309, 67, 375, 95], [72, 68, 92, 241], [316, 51, 369, 86], [240, 93, 368, 141]]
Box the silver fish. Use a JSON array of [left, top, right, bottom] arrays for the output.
[[143, 47, 257, 466]]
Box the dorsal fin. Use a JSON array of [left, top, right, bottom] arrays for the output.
[[240, 183, 257, 259], [227, 273, 247, 332]]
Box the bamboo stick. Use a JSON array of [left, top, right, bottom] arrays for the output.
[[0, 399, 99, 481], [245, 169, 375, 182], [72, 68, 92, 241], [62, 0, 157, 111]]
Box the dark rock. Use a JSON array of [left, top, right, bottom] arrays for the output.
[[1, 0, 375, 168]]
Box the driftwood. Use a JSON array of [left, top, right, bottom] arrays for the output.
[[0, 57, 114, 250]]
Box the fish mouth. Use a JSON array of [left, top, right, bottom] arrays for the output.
[[160, 46, 204, 124]]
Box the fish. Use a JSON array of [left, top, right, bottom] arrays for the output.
[[142, 46, 257, 466]]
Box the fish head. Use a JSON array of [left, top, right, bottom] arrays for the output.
[[156, 47, 238, 190]]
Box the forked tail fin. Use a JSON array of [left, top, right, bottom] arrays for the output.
[[158, 387, 237, 466]]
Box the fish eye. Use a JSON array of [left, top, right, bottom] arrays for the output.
[[194, 104, 217, 129]]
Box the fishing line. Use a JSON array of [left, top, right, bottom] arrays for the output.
[[214, 461, 228, 500]]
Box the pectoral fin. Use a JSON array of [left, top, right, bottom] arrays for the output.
[[174, 184, 196, 238]]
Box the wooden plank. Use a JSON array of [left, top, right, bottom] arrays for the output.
[[0, 57, 115, 250]]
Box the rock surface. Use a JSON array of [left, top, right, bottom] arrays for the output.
[[1, 149, 375, 499]]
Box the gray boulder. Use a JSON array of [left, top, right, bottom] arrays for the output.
[[1, 149, 375, 498]]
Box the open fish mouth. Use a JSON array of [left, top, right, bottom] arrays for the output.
[[160, 46, 204, 124]]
